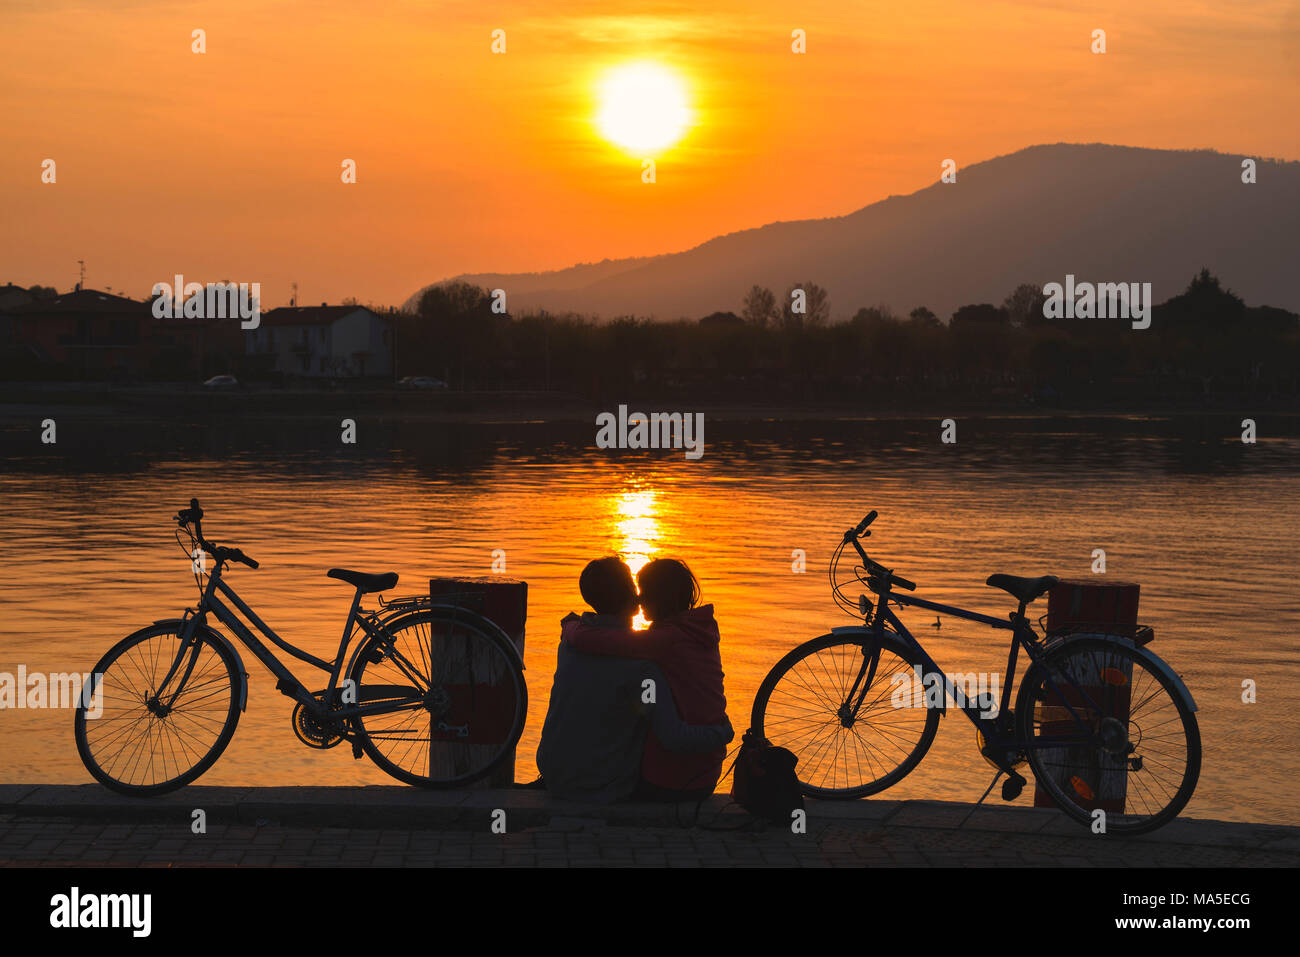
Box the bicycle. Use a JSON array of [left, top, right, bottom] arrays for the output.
[[749, 510, 1201, 834], [74, 499, 528, 795]]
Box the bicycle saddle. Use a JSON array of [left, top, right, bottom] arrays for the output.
[[985, 573, 1058, 604], [327, 568, 399, 593]]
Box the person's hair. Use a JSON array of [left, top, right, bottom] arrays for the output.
[[636, 558, 700, 621], [578, 556, 637, 616]]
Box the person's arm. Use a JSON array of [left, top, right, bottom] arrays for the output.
[[563, 621, 676, 661], [639, 663, 735, 753]]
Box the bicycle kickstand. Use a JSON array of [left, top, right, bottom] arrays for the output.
[[976, 771, 1003, 807], [975, 768, 1028, 807]]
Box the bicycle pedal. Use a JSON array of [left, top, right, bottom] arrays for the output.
[[351, 738, 363, 759], [1001, 772, 1026, 801]]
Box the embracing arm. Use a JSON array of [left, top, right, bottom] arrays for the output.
[[563, 622, 676, 660], [637, 663, 734, 753]]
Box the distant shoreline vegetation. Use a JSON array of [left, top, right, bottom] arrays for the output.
[[3, 269, 1295, 406], [391, 269, 1296, 404]]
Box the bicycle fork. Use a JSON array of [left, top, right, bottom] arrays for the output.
[[841, 624, 888, 727], [150, 608, 205, 715]]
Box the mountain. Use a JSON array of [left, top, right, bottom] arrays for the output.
[[407, 143, 1300, 320]]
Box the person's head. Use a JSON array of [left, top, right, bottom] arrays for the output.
[[636, 558, 700, 622], [578, 556, 638, 618]]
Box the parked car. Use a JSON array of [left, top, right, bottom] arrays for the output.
[[397, 376, 448, 390], [202, 375, 239, 390]]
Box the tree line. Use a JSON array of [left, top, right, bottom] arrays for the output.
[[396, 269, 1299, 403]]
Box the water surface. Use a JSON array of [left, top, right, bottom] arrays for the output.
[[1, 415, 1295, 824]]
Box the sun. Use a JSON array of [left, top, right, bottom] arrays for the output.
[[596, 62, 691, 153]]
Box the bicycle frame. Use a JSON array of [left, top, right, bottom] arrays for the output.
[[161, 559, 429, 724], [849, 586, 1102, 752]]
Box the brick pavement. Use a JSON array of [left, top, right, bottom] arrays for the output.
[[1, 786, 1296, 867]]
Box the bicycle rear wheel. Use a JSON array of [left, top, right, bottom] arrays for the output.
[[750, 632, 941, 799], [74, 622, 242, 795], [1017, 636, 1201, 835], [348, 610, 527, 788]]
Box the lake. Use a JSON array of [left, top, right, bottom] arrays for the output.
[[1, 411, 1296, 824]]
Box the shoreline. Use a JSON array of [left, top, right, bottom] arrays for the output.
[[2, 384, 1298, 428]]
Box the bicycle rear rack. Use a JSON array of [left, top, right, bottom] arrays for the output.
[[1041, 622, 1155, 648], [377, 594, 430, 610], [377, 589, 489, 615]]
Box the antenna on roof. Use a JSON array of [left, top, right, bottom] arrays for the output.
[[290, 282, 298, 308], [76, 259, 85, 292]]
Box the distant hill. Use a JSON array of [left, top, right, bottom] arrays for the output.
[[407, 143, 1300, 320]]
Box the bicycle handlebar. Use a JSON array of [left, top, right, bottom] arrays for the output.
[[224, 547, 259, 569], [176, 498, 258, 569], [176, 498, 203, 527], [843, 512, 916, 591]]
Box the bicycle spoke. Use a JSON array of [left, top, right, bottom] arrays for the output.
[[77, 627, 238, 793], [757, 637, 936, 796]]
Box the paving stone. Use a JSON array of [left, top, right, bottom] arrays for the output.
[[0, 790, 1293, 868]]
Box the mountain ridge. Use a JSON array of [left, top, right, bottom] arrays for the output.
[[407, 143, 1300, 319]]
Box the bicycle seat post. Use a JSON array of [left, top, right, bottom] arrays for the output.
[[327, 587, 364, 698]]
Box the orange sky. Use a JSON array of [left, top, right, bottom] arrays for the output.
[[3, 0, 1297, 309]]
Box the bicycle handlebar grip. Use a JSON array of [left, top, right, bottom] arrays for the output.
[[855, 510, 878, 534], [893, 573, 917, 591]]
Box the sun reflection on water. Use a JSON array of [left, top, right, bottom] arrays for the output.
[[614, 488, 659, 629]]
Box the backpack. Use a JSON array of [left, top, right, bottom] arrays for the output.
[[730, 728, 804, 825]]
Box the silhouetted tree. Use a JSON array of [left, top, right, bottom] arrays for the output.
[[851, 305, 896, 325], [949, 303, 1011, 386], [406, 281, 502, 387], [908, 306, 941, 328], [780, 282, 830, 331], [1003, 283, 1048, 327], [741, 285, 777, 327]]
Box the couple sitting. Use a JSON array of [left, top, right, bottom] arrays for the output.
[[534, 556, 733, 803]]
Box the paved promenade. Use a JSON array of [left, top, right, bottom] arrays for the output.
[[1, 785, 1296, 867]]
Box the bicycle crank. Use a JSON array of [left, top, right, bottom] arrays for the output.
[[291, 692, 346, 749]]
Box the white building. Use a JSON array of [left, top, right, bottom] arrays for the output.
[[247, 304, 393, 378]]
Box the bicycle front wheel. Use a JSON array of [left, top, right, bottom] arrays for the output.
[[1017, 636, 1201, 835], [348, 610, 527, 788], [74, 622, 242, 795], [751, 632, 941, 799]]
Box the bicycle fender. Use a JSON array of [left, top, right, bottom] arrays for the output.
[[345, 604, 526, 679], [152, 618, 249, 712], [1043, 633, 1198, 713], [829, 625, 948, 715]]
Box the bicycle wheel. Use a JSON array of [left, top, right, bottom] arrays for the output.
[[751, 632, 941, 799], [1016, 636, 1201, 835], [348, 610, 527, 788], [74, 622, 242, 795]]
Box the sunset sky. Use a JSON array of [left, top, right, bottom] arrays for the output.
[[3, 0, 1297, 310]]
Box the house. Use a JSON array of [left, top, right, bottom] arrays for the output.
[[0, 283, 36, 312], [0, 286, 244, 380], [2, 288, 148, 378], [246, 304, 393, 378]]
